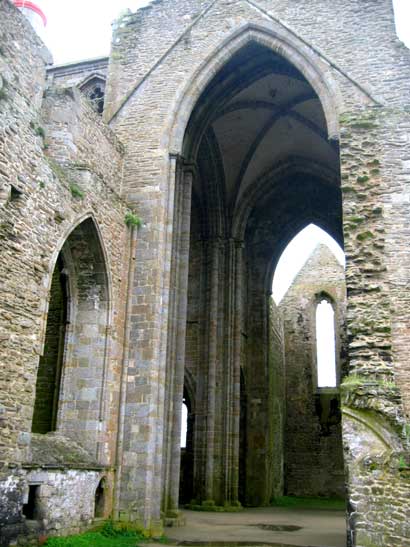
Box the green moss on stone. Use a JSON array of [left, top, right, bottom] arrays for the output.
[[349, 216, 365, 224], [357, 231, 374, 241], [369, 159, 380, 167], [70, 183, 84, 199], [357, 175, 370, 184]]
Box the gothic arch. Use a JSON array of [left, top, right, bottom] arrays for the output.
[[33, 215, 111, 455], [41, 213, 113, 341], [167, 23, 342, 155], [232, 157, 340, 242]]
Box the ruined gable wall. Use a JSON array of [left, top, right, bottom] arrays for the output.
[[279, 245, 346, 498], [105, 0, 410, 122], [0, 2, 131, 543], [104, 0, 214, 121], [254, 0, 410, 107]]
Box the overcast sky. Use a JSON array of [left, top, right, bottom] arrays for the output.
[[37, 0, 410, 64]]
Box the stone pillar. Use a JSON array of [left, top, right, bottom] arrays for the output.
[[116, 154, 178, 529], [205, 239, 220, 501], [163, 163, 193, 515], [219, 239, 243, 504], [244, 266, 272, 506], [230, 241, 243, 502]]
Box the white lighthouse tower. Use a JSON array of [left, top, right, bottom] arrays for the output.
[[13, 0, 47, 36]]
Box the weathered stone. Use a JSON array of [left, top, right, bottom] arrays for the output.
[[1, 0, 410, 545]]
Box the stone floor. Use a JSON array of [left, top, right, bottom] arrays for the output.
[[163, 507, 347, 547]]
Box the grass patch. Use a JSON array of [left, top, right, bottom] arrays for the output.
[[43, 531, 140, 547], [124, 212, 142, 228], [41, 520, 152, 547], [270, 496, 345, 511]]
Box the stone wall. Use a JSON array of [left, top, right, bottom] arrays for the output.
[[268, 299, 285, 501], [47, 57, 109, 89], [340, 107, 410, 546], [0, 2, 131, 544], [279, 244, 346, 498]]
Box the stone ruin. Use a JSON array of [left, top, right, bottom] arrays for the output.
[[1, 0, 410, 545]]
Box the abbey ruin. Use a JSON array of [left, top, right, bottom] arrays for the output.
[[1, 0, 410, 545]]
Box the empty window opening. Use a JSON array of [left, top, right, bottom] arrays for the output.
[[32, 255, 67, 434], [80, 77, 106, 115], [272, 224, 345, 304], [180, 400, 188, 448], [316, 299, 337, 387], [22, 485, 40, 520], [88, 85, 104, 114], [94, 478, 106, 518]]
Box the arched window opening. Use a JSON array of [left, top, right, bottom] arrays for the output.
[[32, 256, 67, 434], [94, 478, 106, 518], [80, 77, 106, 115], [32, 217, 110, 455], [180, 400, 188, 448], [179, 386, 194, 504], [316, 298, 337, 388], [272, 224, 344, 304], [88, 85, 105, 114]]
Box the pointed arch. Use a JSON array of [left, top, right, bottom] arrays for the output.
[[33, 215, 112, 456], [167, 23, 342, 155], [42, 213, 113, 333], [271, 223, 344, 303]]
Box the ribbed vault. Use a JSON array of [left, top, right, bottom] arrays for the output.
[[183, 41, 341, 243]]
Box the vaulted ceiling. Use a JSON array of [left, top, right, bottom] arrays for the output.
[[185, 41, 341, 244]]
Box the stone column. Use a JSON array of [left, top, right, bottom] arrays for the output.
[[244, 264, 272, 506], [162, 157, 184, 512], [166, 166, 193, 515], [230, 240, 243, 502], [205, 239, 220, 501], [117, 153, 178, 529], [221, 239, 243, 504]]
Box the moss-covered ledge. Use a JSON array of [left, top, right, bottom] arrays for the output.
[[24, 433, 102, 468], [341, 376, 407, 437]]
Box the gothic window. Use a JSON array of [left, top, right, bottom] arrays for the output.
[[32, 218, 110, 453], [315, 297, 337, 388], [79, 76, 106, 115]]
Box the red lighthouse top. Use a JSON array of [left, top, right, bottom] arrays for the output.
[[13, 0, 47, 26]]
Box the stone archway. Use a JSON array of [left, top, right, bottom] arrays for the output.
[[163, 36, 344, 513]]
